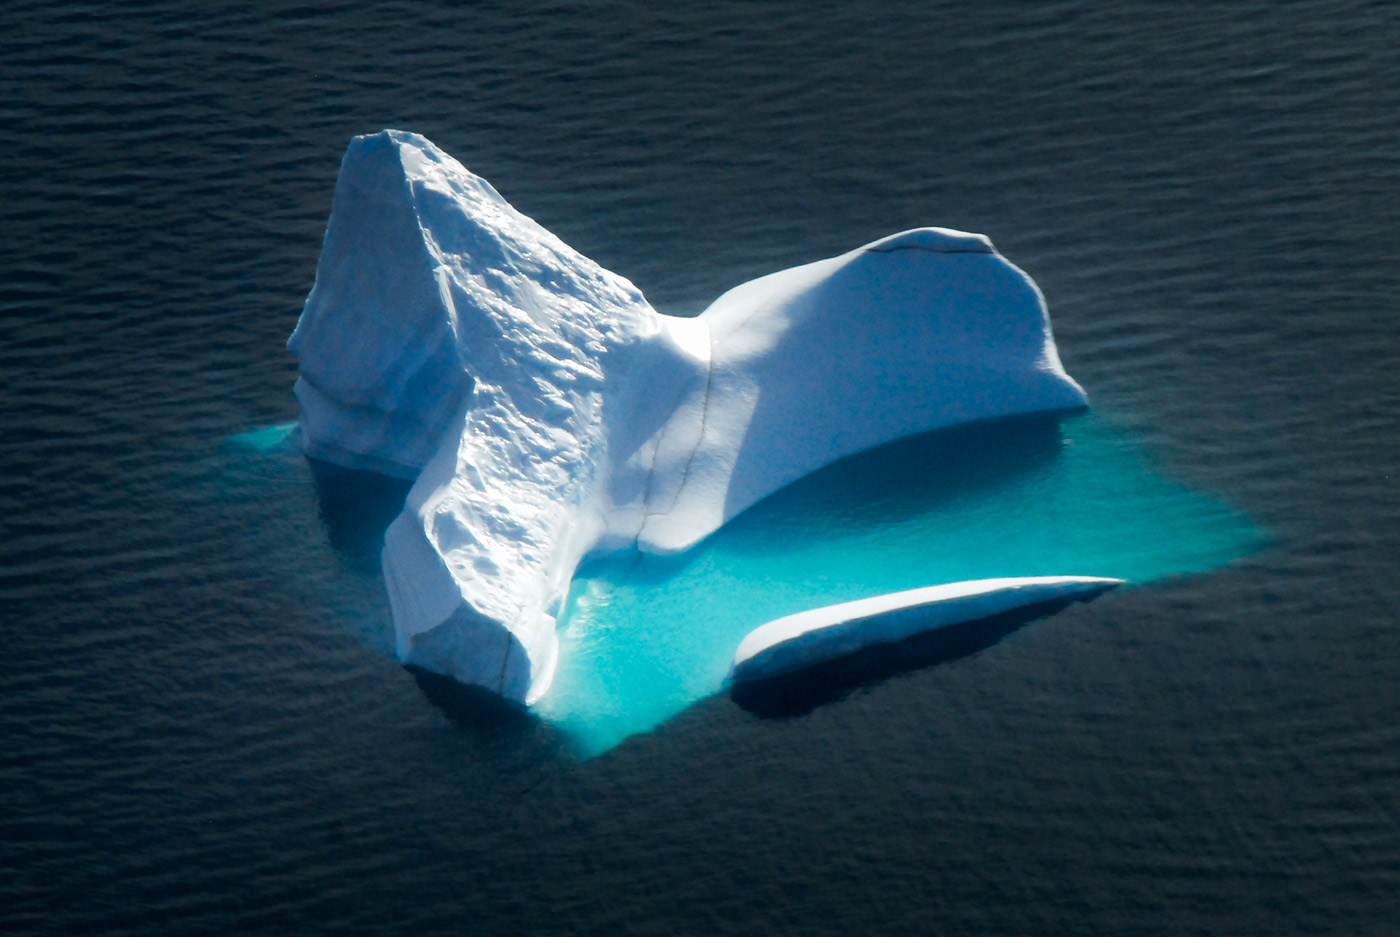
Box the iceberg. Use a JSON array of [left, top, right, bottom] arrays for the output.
[[288, 130, 1089, 706], [730, 576, 1123, 684]]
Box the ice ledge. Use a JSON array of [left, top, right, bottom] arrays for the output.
[[289, 130, 1089, 704], [731, 576, 1124, 684]]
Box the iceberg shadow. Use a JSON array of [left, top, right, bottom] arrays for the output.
[[720, 411, 1073, 551], [405, 664, 537, 730], [307, 457, 414, 572], [728, 595, 1086, 718]]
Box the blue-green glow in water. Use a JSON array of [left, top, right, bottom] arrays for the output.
[[228, 421, 300, 453], [226, 413, 1263, 758], [535, 412, 1264, 756]]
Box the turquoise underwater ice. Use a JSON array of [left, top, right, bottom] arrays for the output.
[[534, 411, 1263, 756], [228, 421, 299, 453], [229, 411, 1263, 757]]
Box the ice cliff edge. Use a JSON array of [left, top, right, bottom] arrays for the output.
[[288, 130, 1087, 704]]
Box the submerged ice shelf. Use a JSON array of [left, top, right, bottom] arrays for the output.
[[537, 411, 1261, 755], [229, 410, 1261, 756], [288, 129, 1089, 710]]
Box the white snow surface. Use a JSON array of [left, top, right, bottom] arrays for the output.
[[289, 130, 1089, 704], [730, 576, 1123, 684]]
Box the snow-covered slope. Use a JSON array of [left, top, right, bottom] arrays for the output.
[[288, 130, 1088, 704]]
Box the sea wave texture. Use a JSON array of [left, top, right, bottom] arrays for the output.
[[3, 1, 1399, 935]]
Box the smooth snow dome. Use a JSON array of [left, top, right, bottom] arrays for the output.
[[536, 412, 1262, 757], [287, 129, 1091, 709]]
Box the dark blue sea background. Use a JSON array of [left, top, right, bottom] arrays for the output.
[[4, 2, 1399, 934]]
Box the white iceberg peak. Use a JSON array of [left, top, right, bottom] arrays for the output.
[[289, 130, 1088, 704]]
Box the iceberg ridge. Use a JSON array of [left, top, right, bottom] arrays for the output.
[[289, 129, 1088, 705]]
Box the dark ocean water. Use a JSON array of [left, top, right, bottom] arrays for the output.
[[4, 1, 1399, 934]]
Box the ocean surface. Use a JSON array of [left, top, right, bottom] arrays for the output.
[[4, 2, 1399, 934]]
